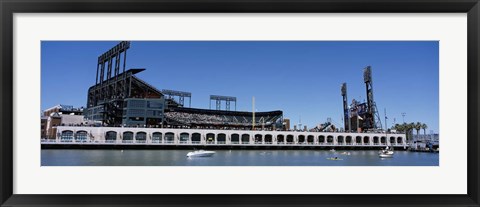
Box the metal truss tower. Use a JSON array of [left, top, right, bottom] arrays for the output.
[[341, 83, 351, 132], [162, 89, 192, 107], [89, 41, 131, 125], [209, 95, 237, 111], [363, 66, 382, 130]]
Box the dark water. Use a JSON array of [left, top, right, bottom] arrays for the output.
[[41, 149, 439, 166]]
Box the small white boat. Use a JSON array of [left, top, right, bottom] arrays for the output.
[[379, 146, 394, 158], [187, 150, 216, 157], [341, 152, 351, 155], [379, 110, 394, 158]]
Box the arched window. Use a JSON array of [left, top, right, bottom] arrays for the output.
[[123, 131, 134, 143], [337, 136, 344, 145], [254, 134, 262, 143], [231, 134, 240, 144], [75, 131, 88, 142], [217, 133, 226, 144], [61, 130, 73, 142], [327, 136, 334, 144], [206, 133, 215, 143], [152, 132, 162, 143], [390, 137, 396, 145], [319, 135, 325, 144], [397, 137, 403, 144], [277, 135, 285, 143], [363, 136, 370, 144], [380, 136, 386, 144], [180, 133, 189, 143], [286, 135, 294, 143], [165, 132, 175, 143], [346, 136, 352, 144], [307, 135, 314, 143], [241, 134, 250, 144], [356, 136, 362, 144], [106, 131, 117, 142], [298, 135, 306, 143], [191, 133, 201, 143], [265, 134, 273, 143], [136, 132, 147, 143]]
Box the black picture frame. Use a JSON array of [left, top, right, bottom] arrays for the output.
[[1, 0, 479, 206]]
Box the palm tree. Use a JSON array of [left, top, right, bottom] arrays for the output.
[[393, 123, 401, 132], [409, 122, 416, 140], [421, 123, 428, 135], [415, 122, 422, 136]]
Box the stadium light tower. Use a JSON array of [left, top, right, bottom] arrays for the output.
[[209, 95, 237, 111], [341, 83, 351, 132], [162, 89, 192, 107], [363, 66, 382, 130]]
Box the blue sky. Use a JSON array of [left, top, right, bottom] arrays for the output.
[[41, 41, 439, 133]]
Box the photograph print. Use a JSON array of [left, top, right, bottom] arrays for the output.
[[41, 41, 439, 166]]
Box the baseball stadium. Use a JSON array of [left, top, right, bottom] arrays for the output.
[[43, 41, 408, 149]]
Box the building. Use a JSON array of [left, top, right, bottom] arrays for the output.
[[283, 118, 290, 131], [122, 98, 165, 127], [41, 116, 47, 139], [43, 104, 84, 117], [42, 105, 85, 139]]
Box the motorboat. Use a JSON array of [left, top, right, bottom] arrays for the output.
[[187, 150, 216, 157], [327, 157, 343, 161], [379, 146, 394, 158], [340, 152, 351, 155]]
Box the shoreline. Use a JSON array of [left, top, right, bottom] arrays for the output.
[[41, 143, 409, 151]]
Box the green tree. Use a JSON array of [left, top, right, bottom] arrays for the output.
[[415, 122, 422, 136], [394, 123, 405, 133], [421, 123, 428, 135], [407, 122, 415, 140]]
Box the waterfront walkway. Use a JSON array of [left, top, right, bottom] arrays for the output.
[[43, 126, 408, 149]]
